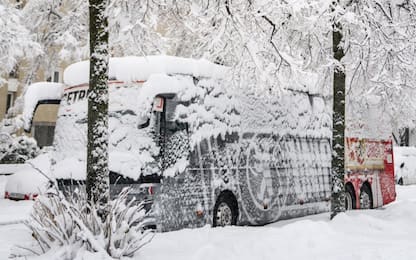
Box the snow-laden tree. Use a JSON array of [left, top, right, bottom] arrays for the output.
[[3, 0, 165, 122], [106, 0, 167, 56], [331, 0, 416, 216], [343, 1, 416, 139], [160, 0, 416, 218], [0, 0, 40, 84], [21, 0, 89, 68], [161, 1, 325, 94], [1, 0, 88, 131], [21, 0, 166, 63]]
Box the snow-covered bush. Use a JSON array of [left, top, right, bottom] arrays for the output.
[[21, 187, 154, 259], [0, 134, 39, 164]]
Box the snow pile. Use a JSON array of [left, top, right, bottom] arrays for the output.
[[5, 153, 51, 195], [176, 78, 239, 145], [22, 82, 64, 131], [139, 185, 416, 260], [394, 146, 416, 185], [0, 199, 34, 225], [135, 74, 195, 120], [2, 186, 416, 259], [63, 56, 228, 86], [136, 74, 239, 146]]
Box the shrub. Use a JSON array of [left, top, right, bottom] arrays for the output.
[[0, 134, 39, 164], [17, 187, 154, 259]]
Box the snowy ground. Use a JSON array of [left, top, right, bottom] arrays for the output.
[[0, 176, 416, 259], [0, 176, 34, 259], [139, 185, 416, 260], [0, 175, 5, 198]]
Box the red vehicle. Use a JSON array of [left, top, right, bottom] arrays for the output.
[[345, 138, 396, 209]]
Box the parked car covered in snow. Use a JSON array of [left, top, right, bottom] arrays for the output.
[[0, 164, 28, 176], [4, 153, 51, 200], [394, 146, 416, 185]]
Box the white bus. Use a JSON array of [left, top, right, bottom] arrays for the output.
[[23, 56, 332, 231]]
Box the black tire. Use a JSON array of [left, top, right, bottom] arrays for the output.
[[213, 193, 238, 227], [359, 184, 373, 209], [345, 184, 356, 210]]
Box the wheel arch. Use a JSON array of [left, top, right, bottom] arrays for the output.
[[345, 182, 357, 209], [360, 180, 374, 209], [215, 190, 239, 212], [345, 182, 356, 196], [361, 181, 372, 193]]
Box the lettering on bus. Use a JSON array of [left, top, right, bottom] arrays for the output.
[[63, 89, 89, 105]]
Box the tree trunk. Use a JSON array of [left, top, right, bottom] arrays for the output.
[[87, 0, 109, 216], [330, 22, 346, 219], [399, 127, 409, 146]]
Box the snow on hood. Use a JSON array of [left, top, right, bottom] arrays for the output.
[[22, 82, 64, 131], [63, 56, 228, 86]]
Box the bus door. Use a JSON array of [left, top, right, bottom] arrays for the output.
[[380, 140, 396, 204], [152, 95, 190, 173]]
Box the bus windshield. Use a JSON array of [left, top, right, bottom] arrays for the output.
[[52, 82, 158, 181]]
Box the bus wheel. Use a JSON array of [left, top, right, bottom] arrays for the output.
[[345, 184, 356, 210], [213, 193, 238, 227], [359, 184, 373, 209]]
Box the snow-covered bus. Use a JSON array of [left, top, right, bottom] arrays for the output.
[[20, 56, 395, 231], [344, 138, 396, 210]]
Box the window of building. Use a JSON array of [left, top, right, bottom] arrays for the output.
[[53, 71, 60, 82], [46, 71, 60, 83], [6, 92, 15, 113]]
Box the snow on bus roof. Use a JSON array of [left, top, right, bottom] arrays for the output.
[[23, 82, 64, 131], [63, 56, 227, 86]]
